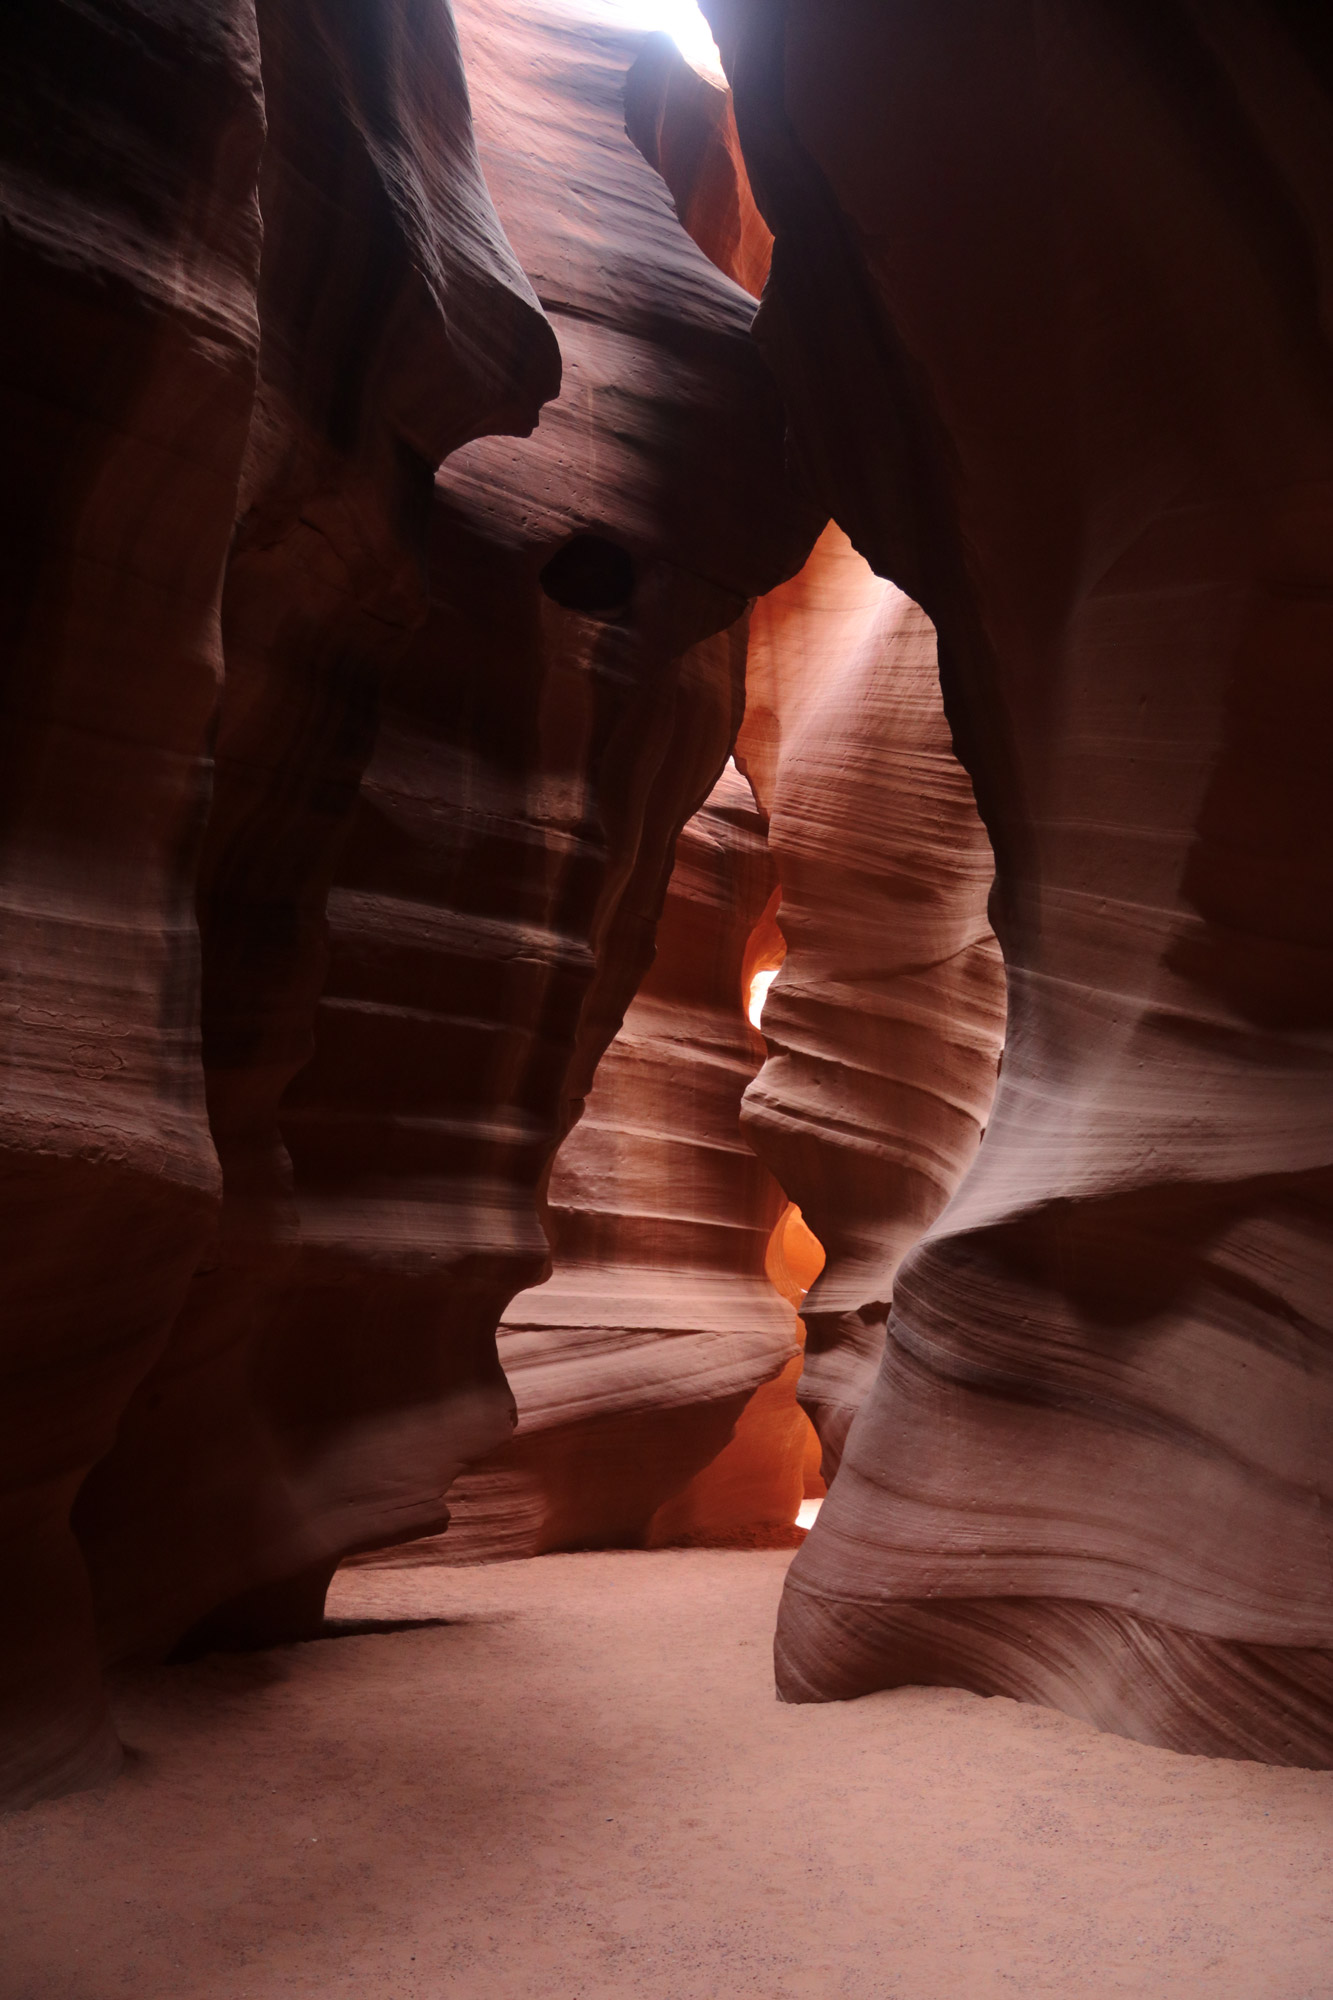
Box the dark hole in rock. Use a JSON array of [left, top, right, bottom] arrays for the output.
[[539, 533, 635, 614]]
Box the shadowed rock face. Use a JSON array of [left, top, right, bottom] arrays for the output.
[[69, 0, 817, 1665], [709, 0, 1333, 1759], [1, 0, 556, 1805], [625, 31, 773, 300], [738, 524, 1004, 1480], [0, 0, 267, 1810], [402, 761, 803, 1564], [633, 44, 1002, 1498], [281, 0, 816, 1575]]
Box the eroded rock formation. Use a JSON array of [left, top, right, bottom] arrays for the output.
[[625, 31, 773, 299], [23, 0, 1328, 1811], [71, 0, 560, 1674], [710, 0, 1333, 1760], [1, 0, 269, 1812], [738, 525, 1004, 1477], [3, 0, 556, 1808], [69, 0, 815, 1673], [632, 37, 1003, 1495], [406, 761, 803, 1562], [3, 0, 826, 1808]]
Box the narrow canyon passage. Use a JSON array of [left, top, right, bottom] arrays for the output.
[[4, 1550, 1331, 2000], [5, 2, 1333, 1991]]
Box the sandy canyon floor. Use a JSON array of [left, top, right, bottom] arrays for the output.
[[3, 1550, 1332, 1999]]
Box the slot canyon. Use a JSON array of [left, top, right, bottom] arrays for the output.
[[1, 2, 1331, 1995]]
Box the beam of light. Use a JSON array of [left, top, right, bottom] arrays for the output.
[[747, 967, 778, 1030], [796, 1498, 823, 1531], [595, 0, 725, 79]]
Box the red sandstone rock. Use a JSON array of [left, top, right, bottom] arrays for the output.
[[738, 525, 1004, 1475], [73, 0, 816, 1656], [598, 40, 964, 1519], [2, 0, 555, 1805], [711, 0, 1333, 1760], [75, 0, 559, 1671], [0, 0, 267, 1809], [399, 42, 834, 1564], [416, 763, 803, 1561], [625, 33, 772, 299]]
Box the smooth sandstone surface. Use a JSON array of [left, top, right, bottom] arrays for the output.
[[0, 0, 268, 1807], [2, 0, 823, 1810], [13, 0, 1331, 1896], [71, 0, 559, 1678], [739, 523, 1004, 1476], [625, 29, 773, 299], [708, 1, 1333, 1757], [262, 0, 814, 1583], [70, 0, 817, 1669], [3, 1551, 1331, 1999], [628, 62, 999, 1508], [414, 761, 805, 1562]]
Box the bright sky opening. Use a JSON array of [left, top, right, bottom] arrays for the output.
[[598, 0, 725, 79], [747, 968, 778, 1031]]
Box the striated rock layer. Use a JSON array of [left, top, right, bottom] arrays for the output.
[[0, 0, 268, 1809], [73, 0, 559, 1672], [625, 31, 773, 300], [634, 47, 1002, 1495], [72, 0, 817, 1662], [710, 0, 1333, 1759], [408, 39, 830, 1567], [646, 1187, 828, 1548], [4, 0, 556, 1804], [738, 525, 1004, 1478], [417, 762, 804, 1563]]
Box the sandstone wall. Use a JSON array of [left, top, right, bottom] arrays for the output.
[[70, 0, 815, 1665], [710, 0, 1333, 1761], [414, 762, 804, 1562], [634, 39, 1003, 1494], [625, 31, 773, 299], [3, 0, 556, 1807], [738, 525, 1004, 1478], [1, 0, 269, 1809], [71, 0, 560, 1674], [0, 0, 825, 1808]]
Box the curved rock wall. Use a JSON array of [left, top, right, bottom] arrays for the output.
[[711, 0, 1333, 1760], [626, 52, 1004, 1495], [70, 0, 816, 1662], [645, 1191, 828, 1549], [438, 762, 802, 1559], [625, 33, 772, 299], [73, 0, 560, 1672], [738, 524, 1004, 1476], [0, 0, 268, 1809], [2, 0, 591, 1806]]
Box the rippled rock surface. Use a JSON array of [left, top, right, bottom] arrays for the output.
[[708, 0, 1333, 1761]]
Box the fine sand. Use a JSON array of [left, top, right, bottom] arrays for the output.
[[3, 1550, 1332, 1999]]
